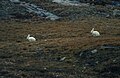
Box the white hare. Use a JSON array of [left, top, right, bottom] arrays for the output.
[[91, 28, 100, 37], [27, 34, 36, 42]]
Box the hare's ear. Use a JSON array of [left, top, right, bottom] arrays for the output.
[[27, 34, 30, 38]]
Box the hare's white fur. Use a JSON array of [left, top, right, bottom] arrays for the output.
[[91, 28, 100, 37], [27, 34, 36, 42]]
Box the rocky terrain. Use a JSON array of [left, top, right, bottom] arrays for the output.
[[0, 0, 120, 78]]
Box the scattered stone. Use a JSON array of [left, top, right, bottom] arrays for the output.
[[0, 0, 60, 20], [44, 39, 47, 41], [106, 14, 110, 18], [73, 65, 75, 67], [0, 0, 120, 20], [91, 49, 97, 54], [83, 66, 86, 69], [79, 52, 83, 57], [44, 67, 47, 70], [10, 0, 20, 3], [53, 0, 89, 7], [20, 2, 60, 20], [113, 59, 116, 62], [60, 57, 66, 61], [95, 61, 99, 64], [56, 75, 59, 77], [113, 9, 120, 17]]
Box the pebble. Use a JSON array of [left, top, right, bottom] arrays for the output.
[[91, 49, 97, 53], [60, 57, 66, 61]]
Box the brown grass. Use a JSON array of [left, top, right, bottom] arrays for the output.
[[0, 17, 120, 52]]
